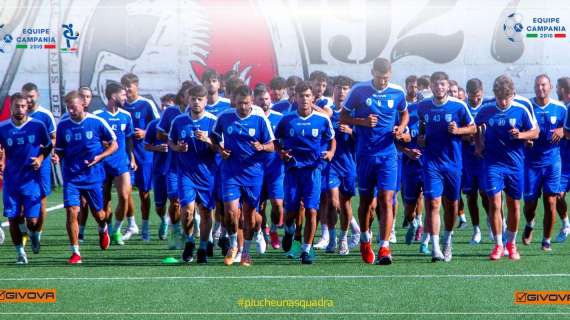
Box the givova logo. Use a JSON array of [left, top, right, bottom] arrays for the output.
[[0, 289, 57, 303], [515, 291, 570, 305]]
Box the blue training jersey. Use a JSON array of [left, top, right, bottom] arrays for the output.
[[0, 118, 51, 190], [330, 106, 356, 175], [93, 108, 134, 170], [526, 98, 567, 167], [55, 113, 117, 186], [461, 100, 486, 170], [272, 99, 294, 114], [144, 119, 169, 175], [275, 110, 335, 170], [123, 97, 160, 164], [475, 101, 534, 170], [28, 105, 56, 169], [205, 97, 231, 117], [264, 109, 284, 173], [417, 97, 474, 168], [401, 102, 422, 167], [169, 112, 217, 189], [343, 81, 407, 157], [213, 107, 274, 186], [156, 105, 183, 172]]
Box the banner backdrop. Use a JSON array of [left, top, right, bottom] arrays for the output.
[[0, 0, 569, 116]]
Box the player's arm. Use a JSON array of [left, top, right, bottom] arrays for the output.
[[312, 105, 333, 117], [400, 145, 422, 160], [321, 137, 336, 161], [340, 109, 377, 128], [564, 127, 570, 139], [393, 109, 409, 141], [126, 136, 138, 171], [31, 142, 53, 171], [157, 129, 169, 141], [474, 124, 485, 158], [449, 122, 476, 136]]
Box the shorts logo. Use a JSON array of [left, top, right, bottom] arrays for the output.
[[28, 135, 35, 143], [387, 100, 394, 109], [550, 116, 557, 124], [120, 123, 126, 131], [135, 112, 141, 119], [181, 130, 186, 138], [366, 98, 372, 107], [509, 118, 517, 127], [445, 113, 452, 123], [289, 128, 295, 137], [489, 118, 495, 126], [248, 128, 256, 137], [86, 131, 93, 139], [6, 138, 12, 146], [312, 128, 319, 137]]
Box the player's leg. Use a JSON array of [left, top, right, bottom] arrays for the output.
[[325, 187, 340, 253], [78, 196, 89, 242], [114, 172, 132, 243], [84, 187, 111, 253], [355, 157, 376, 264], [223, 198, 240, 265], [152, 173, 168, 241], [35, 160, 51, 243], [488, 191, 505, 260], [282, 168, 301, 253], [502, 168, 525, 260], [180, 200, 196, 263], [63, 184, 83, 264], [314, 190, 330, 250], [5, 191, 27, 263], [338, 189, 353, 255], [197, 201, 214, 264], [541, 162, 561, 250], [240, 197, 258, 266], [522, 165, 540, 245], [8, 216, 26, 264], [556, 192, 570, 242], [298, 166, 323, 264], [269, 198, 284, 249], [376, 189, 395, 264]]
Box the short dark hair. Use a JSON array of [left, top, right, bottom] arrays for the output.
[[449, 79, 458, 87], [254, 83, 269, 97], [309, 70, 328, 83], [493, 75, 515, 98], [189, 85, 207, 98], [269, 76, 287, 90], [295, 81, 313, 95], [466, 78, 483, 94], [225, 78, 245, 97], [105, 83, 125, 100], [10, 92, 26, 105], [176, 81, 196, 106], [232, 85, 252, 99], [22, 82, 38, 93], [160, 93, 177, 104], [120, 73, 139, 86], [64, 90, 81, 105], [78, 86, 92, 93], [372, 58, 391, 73], [405, 75, 417, 86], [224, 70, 239, 81], [558, 77, 570, 91], [430, 71, 449, 83], [417, 77, 430, 89], [334, 75, 353, 88], [286, 75, 303, 88], [201, 69, 221, 83], [535, 73, 551, 84]]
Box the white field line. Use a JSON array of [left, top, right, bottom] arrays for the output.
[[0, 312, 567, 316]]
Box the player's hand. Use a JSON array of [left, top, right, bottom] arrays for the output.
[[524, 140, 534, 148], [279, 149, 293, 161], [392, 126, 404, 140], [195, 130, 211, 144], [417, 134, 426, 148], [339, 124, 352, 135], [130, 157, 138, 171], [85, 155, 102, 167], [30, 157, 43, 170], [551, 128, 564, 144], [448, 121, 459, 135], [364, 114, 378, 128], [321, 150, 334, 161], [509, 128, 521, 139], [102, 140, 110, 148], [51, 153, 60, 164], [134, 128, 146, 140], [176, 142, 189, 153], [157, 143, 169, 153], [404, 148, 422, 160], [251, 141, 264, 152], [219, 147, 231, 159]]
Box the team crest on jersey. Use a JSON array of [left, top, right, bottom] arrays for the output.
[[550, 116, 557, 125], [387, 100, 394, 109], [227, 126, 233, 134], [181, 130, 186, 138], [86, 131, 93, 140], [312, 128, 319, 137], [135, 112, 141, 119], [28, 135, 35, 143], [366, 98, 372, 107], [6, 138, 12, 146], [445, 114, 452, 123], [121, 124, 126, 131], [289, 128, 295, 137], [248, 128, 256, 137], [489, 118, 495, 126], [509, 118, 517, 127]]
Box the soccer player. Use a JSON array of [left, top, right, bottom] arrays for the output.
[[462, 78, 490, 245], [203, 69, 232, 116], [254, 85, 284, 249], [458, 87, 467, 101], [277, 81, 336, 264], [0, 93, 52, 263], [169, 85, 218, 264], [269, 76, 287, 104], [556, 77, 570, 242], [323, 75, 360, 255], [340, 58, 408, 265], [522, 74, 566, 251], [417, 71, 476, 262], [77, 86, 94, 242], [121, 73, 160, 241], [21, 83, 56, 250], [272, 75, 302, 114], [474, 75, 537, 261], [212, 85, 275, 266], [55, 91, 118, 264], [93, 83, 136, 245]]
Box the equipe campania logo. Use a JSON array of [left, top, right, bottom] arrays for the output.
[[504, 13, 567, 42], [0, 289, 57, 303]]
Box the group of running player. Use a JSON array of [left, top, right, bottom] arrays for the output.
[[1, 57, 569, 266]]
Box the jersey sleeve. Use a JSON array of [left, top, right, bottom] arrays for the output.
[[125, 115, 134, 138], [259, 115, 275, 144], [397, 94, 408, 112], [55, 124, 65, 152], [565, 106, 570, 130], [520, 108, 533, 131], [39, 123, 51, 147], [99, 119, 117, 142], [275, 116, 286, 140], [157, 109, 173, 133], [459, 103, 474, 126], [343, 87, 360, 112], [148, 100, 160, 121], [474, 108, 487, 126], [323, 116, 335, 141], [144, 122, 156, 145], [45, 112, 56, 134], [168, 119, 180, 143]]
